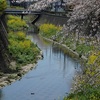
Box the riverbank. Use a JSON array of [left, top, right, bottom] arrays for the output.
[[40, 34, 100, 100], [39, 23, 100, 100], [42, 36, 87, 62], [0, 63, 36, 89], [0, 15, 43, 89], [0, 33, 81, 100], [0, 53, 42, 89]]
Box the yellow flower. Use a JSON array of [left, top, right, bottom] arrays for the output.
[[19, 40, 31, 48], [88, 53, 97, 64]]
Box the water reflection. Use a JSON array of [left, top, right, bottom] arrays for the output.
[[0, 89, 3, 100], [63, 54, 67, 76], [51, 44, 81, 76]]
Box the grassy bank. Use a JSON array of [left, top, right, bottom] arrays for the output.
[[7, 15, 40, 70], [0, 15, 41, 88]]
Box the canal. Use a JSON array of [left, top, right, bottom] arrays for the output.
[[0, 34, 81, 100]]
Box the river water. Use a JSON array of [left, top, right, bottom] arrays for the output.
[[0, 34, 81, 100]]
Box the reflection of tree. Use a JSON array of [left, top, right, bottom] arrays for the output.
[[52, 44, 68, 77], [52, 45, 61, 54], [0, 89, 3, 100], [63, 54, 67, 77]]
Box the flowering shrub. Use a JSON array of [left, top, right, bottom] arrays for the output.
[[16, 31, 26, 40], [19, 40, 31, 48], [8, 32, 39, 65], [8, 15, 40, 66], [0, 0, 6, 15], [7, 15, 27, 31], [88, 53, 97, 65], [39, 24, 62, 38]]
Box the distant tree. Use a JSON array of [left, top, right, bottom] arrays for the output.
[[0, 0, 7, 15]]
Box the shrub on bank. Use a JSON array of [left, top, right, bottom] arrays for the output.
[[7, 15, 27, 31], [39, 24, 62, 38], [64, 86, 100, 100], [76, 44, 93, 55], [88, 53, 98, 65], [8, 31, 39, 66], [7, 15, 40, 69], [0, 0, 7, 15]]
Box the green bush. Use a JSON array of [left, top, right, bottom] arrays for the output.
[[7, 15, 40, 66], [0, 0, 7, 15], [76, 44, 93, 55], [8, 32, 39, 65], [65, 38, 73, 47], [39, 24, 62, 38], [64, 86, 100, 100], [7, 15, 27, 31]]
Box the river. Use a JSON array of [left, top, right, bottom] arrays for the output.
[[0, 34, 81, 100]]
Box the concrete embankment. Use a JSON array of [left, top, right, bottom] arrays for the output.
[[36, 14, 68, 26], [41, 36, 87, 63]]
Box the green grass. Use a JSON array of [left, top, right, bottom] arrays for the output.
[[76, 44, 93, 54], [64, 86, 100, 100]]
